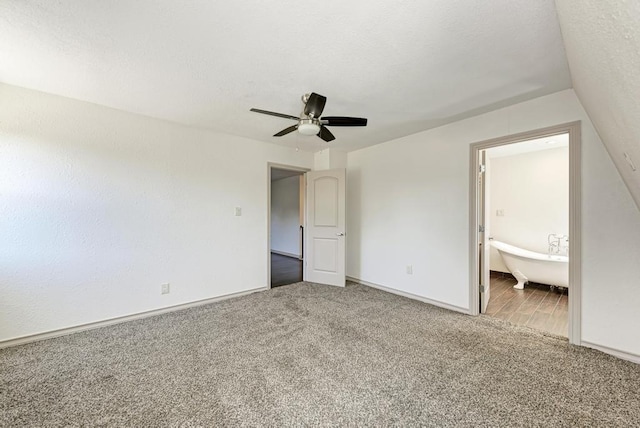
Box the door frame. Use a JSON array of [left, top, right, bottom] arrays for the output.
[[478, 150, 490, 313], [468, 121, 582, 345], [267, 163, 311, 289]]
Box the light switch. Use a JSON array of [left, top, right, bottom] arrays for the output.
[[496, 209, 505, 217], [235, 207, 242, 216]]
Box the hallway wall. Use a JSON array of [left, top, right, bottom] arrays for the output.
[[271, 175, 301, 257]]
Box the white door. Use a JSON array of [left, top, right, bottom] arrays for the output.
[[479, 151, 491, 312], [304, 168, 346, 287]]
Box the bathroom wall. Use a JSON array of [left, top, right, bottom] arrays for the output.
[[488, 146, 569, 272], [270, 176, 301, 257]]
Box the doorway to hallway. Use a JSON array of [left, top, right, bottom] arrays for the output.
[[269, 165, 307, 288]]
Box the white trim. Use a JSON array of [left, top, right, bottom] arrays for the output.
[[0, 287, 267, 349], [270, 249, 301, 259], [581, 341, 640, 364], [347, 276, 471, 315], [469, 121, 582, 345]]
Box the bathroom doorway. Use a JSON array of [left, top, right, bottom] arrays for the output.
[[469, 122, 581, 343]]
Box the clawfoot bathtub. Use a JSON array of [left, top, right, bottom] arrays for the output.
[[491, 240, 568, 290]]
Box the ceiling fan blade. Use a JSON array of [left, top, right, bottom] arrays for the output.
[[304, 93, 327, 118], [318, 125, 335, 142], [274, 125, 298, 137], [250, 108, 299, 121], [321, 116, 368, 126]]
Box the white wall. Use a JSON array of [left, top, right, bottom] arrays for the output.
[[347, 89, 640, 356], [0, 83, 313, 342], [489, 147, 569, 272], [314, 148, 348, 170], [270, 176, 301, 257]]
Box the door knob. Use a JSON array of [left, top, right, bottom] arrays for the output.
[[336, 232, 345, 236]]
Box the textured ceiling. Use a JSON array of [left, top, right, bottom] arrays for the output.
[[555, 0, 640, 211], [0, 0, 571, 152]]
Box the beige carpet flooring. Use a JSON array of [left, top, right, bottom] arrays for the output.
[[2, 282, 639, 426]]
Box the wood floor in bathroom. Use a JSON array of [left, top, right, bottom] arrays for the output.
[[485, 271, 568, 337]]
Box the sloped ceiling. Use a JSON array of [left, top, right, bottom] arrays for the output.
[[0, 1, 571, 152], [555, 1, 640, 210]]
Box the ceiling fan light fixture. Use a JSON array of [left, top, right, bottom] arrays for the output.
[[250, 93, 368, 142], [298, 120, 320, 136]]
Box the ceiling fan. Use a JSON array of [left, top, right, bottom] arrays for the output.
[[250, 93, 367, 142]]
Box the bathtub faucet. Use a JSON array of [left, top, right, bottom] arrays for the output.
[[548, 234, 569, 255]]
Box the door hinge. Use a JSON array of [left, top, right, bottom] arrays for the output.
[[479, 164, 486, 174], [479, 225, 485, 233], [480, 284, 486, 293]]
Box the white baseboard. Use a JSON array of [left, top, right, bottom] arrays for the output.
[[347, 276, 470, 315], [270, 250, 301, 259], [581, 341, 640, 364], [0, 286, 268, 349]]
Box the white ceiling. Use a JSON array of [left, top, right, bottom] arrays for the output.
[[0, 1, 571, 152]]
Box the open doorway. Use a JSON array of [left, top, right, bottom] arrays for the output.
[[269, 165, 308, 288], [484, 134, 569, 336], [470, 122, 581, 344]]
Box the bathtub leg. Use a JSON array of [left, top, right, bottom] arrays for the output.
[[512, 270, 528, 290]]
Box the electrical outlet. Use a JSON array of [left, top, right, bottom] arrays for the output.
[[406, 265, 413, 275], [161, 283, 170, 295], [496, 209, 505, 216], [234, 207, 242, 216]]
